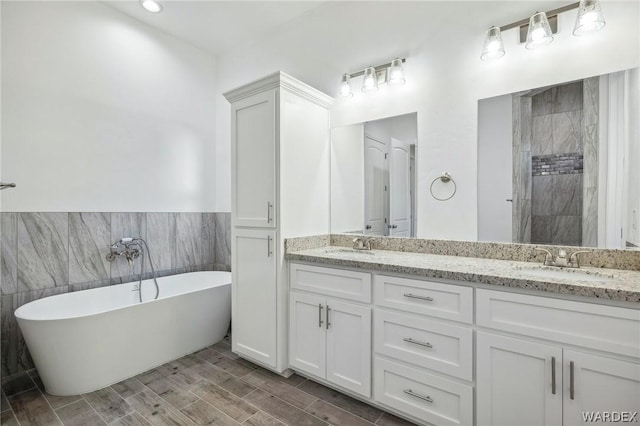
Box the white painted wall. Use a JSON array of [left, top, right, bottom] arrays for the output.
[[215, 1, 639, 240], [1, 2, 217, 212], [477, 94, 513, 243]]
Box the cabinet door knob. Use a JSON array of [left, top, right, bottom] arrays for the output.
[[318, 304, 323, 328], [267, 236, 273, 257]]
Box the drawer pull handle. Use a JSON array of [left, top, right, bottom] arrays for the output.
[[404, 293, 434, 302], [403, 338, 433, 349], [267, 202, 273, 223], [403, 389, 433, 403], [570, 361, 575, 400], [318, 304, 323, 328], [551, 356, 556, 395], [326, 306, 331, 329]]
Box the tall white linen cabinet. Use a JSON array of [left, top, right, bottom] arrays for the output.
[[224, 72, 333, 373]]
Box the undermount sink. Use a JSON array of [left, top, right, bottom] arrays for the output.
[[324, 248, 376, 256], [514, 265, 615, 282]]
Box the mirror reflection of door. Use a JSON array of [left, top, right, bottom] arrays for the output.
[[389, 138, 411, 237], [364, 135, 387, 236]]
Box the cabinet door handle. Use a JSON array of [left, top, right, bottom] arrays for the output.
[[267, 236, 273, 257], [403, 389, 433, 403], [267, 202, 273, 223], [318, 304, 323, 328], [404, 293, 434, 302], [551, 356, 556, 395], [570, 361, 575, 400], [403, 337, 433, 348], [326, 306, 331, 329]]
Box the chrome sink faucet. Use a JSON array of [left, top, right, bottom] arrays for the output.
[[353, 236, 375, 250], [535, 248, 589, 268]]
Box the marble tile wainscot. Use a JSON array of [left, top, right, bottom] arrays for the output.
[[0, 212, 231, 378]]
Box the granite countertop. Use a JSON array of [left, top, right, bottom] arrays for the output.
[[285, 246, 640, 303]]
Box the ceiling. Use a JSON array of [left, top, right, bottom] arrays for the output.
[[105, 1, 327, 56], [104, 1, 574, 60]]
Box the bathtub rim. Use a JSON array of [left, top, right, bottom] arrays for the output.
[[14, 271, 231, 322]]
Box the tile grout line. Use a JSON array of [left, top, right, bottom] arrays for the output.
[[242, 386, 330, 426]]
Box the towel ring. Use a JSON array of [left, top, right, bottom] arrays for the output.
[[430, 172, 457, 201]]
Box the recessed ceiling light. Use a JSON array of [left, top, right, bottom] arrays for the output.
[[140, 0, 162, 13]]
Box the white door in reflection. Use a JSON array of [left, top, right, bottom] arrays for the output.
[[364, 135, 387, 236], [389, 138, 411, 237]]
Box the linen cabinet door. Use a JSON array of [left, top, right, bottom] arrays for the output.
[[231, 89, 277, 228], [232, 229, 277, 367], [563, 350, 640, 425], [325, 299, 371, 397], [477, 331, 562, 426], [289, 292, 326, 378]]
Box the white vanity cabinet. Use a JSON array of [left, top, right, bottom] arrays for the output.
[[373, 275, 474, 426], [289, 263, 372, 397], [476, 289, 640, 426], [225, 73, 332, 372]]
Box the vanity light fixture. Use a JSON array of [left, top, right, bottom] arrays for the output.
[[339, 58, 406, 97], [140, 0, 162, 13], [481, 1, 606, 60]]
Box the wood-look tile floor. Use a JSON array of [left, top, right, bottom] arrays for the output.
[[0, 339, 416, 426]]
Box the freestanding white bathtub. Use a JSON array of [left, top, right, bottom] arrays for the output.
[[15, 271, 231, 396]]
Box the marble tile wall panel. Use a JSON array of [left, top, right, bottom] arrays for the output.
[[17, 213, 68, 292], [553, 175, 583, 216], [552, 110, 583, 154], [145, 213, 176, 272], [553, 81, 583, 113], [532, 115, 553, 156], [1, 214, 17, 295], [582, 77, 599, 247], [174, 213, 203, 269], [551, 216, 582, 246], [214, 213, 231, 270], [531, 215, 553, 244], [202, 213, 216, 266], [110, 213, 146, 281], [532, 176, 554, 216], [532, 89, 553, 116], [69, 213, 111, 285]]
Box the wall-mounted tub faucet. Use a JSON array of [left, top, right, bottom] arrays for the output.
[[106, 237, 159, 302]]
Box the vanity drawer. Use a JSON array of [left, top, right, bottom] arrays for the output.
[[374, 357, 473, 426], [374, 309, 472, 380], [290, 263, 371, 303], [374, 275, 473, 323], [476, 289, 640, 358]]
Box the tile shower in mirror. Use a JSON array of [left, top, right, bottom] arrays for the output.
[[478, 67, 639, 249], [331, 113, 417, 237]]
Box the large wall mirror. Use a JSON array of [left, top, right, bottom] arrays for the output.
[[331, 113, 417, 237], [478, 67, 639, 249]]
